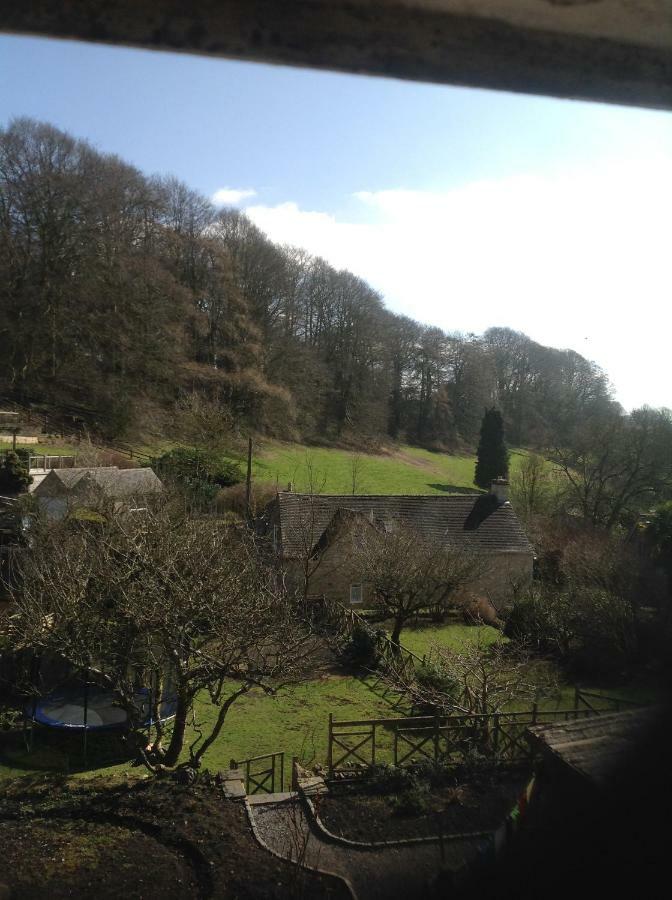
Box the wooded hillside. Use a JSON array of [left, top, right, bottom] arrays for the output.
[[0, 118, 632, 449]]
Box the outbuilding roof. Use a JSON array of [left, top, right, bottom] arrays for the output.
[[527, 707, 660, 788], [273, 492, 535, 559], [33, 466, 163, 500]]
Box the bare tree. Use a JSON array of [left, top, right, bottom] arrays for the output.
[[351, 522, 485, 647], [5, 507, 316, 772], [174, 390, 240, 454], [553, 406, 672, 529], [388, 636, 557, 717], [349, 453, 363, 495], [510, 452, 554, 521]]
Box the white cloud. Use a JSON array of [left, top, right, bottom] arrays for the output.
[[211, 187, 257, 206], [246, 159, 672, 411]]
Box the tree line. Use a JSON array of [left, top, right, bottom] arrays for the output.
[[1, 118, 621, 450]]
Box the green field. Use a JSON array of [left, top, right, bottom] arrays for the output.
[[250, 441, 533, 495], [2, 436, 536, 496], [0, 441, 80, 456]]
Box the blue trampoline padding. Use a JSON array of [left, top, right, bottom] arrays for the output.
[[26, 685, 177, 730]]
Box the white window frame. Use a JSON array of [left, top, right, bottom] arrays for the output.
[[350, 583, 363, 605]]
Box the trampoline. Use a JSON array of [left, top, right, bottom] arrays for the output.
[[26, 684, 177, 731]]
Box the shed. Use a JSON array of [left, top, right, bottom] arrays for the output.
[[33, 466, 163, 520]]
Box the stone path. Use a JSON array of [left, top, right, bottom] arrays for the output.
[[248, 796, 485, 900]]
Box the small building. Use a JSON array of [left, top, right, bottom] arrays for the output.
[[262, 479, 534, 609], [527, 706, 659, 793], [32, 466, 164, 521]]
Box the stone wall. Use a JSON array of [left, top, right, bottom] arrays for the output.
[[284, 531, 533, 610]]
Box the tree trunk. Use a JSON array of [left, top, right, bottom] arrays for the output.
[[191, 684, 250, 765], [163, 687, 191, 767], [390, 615, 404, 649]]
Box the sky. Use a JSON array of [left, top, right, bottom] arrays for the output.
[[1, 34, 671, 412]]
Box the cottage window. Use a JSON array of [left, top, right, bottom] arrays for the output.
[[350, 583, 363, 604], [273, 524, 280, 552]]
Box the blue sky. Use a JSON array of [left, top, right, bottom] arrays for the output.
[[1, 34, 671, 410]]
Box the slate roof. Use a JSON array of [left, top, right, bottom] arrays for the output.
[[34, 466, 163, 499], [274, 492, 535, 559], [527, 707, 660, 788]]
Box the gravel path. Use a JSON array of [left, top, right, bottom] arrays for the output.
[[249, 797, 486, 900]]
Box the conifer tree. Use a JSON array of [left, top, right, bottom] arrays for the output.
[[474, 408, 509, 489], [0, 451, 33, 494]]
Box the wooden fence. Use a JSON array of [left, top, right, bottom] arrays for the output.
[[327, 691, 635, 775], [0, 401, 154, 464], [573, 688, 640, 715], [28, 454, 76, 471]]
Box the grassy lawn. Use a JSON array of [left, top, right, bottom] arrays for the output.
[[1, 621, 660, 788], [0, 675, 397, 788], [399, 621, 503, 658]]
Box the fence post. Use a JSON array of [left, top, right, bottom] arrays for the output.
[[493, 714, 500, 755], [82, 674, 89, 768], [574, 686, 580, 718], [434, 713, 440, 762], [531, 701, 538, 725], [327, 713, 333, 775]]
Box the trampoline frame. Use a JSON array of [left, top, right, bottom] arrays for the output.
[[24, 669, 177, 766]]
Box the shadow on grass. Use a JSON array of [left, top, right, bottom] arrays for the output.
[[0, 726, 136, 776], [427, 483, 483, 494]]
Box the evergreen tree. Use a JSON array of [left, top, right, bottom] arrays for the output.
[[474, 408, 509, 489], [0, 451, 33, 494]]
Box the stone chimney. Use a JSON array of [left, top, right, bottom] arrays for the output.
[[490, 477, 509, 505]]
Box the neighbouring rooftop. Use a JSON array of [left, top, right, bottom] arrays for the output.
[[527, 706, 661, 789], [274, 491, 535, 559]]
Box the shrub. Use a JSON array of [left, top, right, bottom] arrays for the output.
[[343, 623, 383, 669], [415, 661, 459, 697], [73, 443, 137, 469], [368, 764, 417, 795], [568, 588, 636, 679], [505, 587, 637, 679], [389, 778, 430, 816], [215, 481, 277, 517], [462, 595, 502, 627], [504, 591, 575, 657], [151, 447, 243, 504], [0, 451, 32, 494]]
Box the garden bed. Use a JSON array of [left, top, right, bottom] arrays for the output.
[[0, 775, 350, 899], [318, 770, 531, 843]]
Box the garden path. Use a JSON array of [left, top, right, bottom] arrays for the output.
[[248, 796, 482, 900]]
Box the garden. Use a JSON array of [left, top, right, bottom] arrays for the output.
[[0, 617, 656, 787]]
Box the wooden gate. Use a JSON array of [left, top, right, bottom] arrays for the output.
[[232, 751, 285, 794]]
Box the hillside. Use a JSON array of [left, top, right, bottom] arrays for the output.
[[1, 118, 614, 454], [251, 440, 531, 495], [2, 433, 532, 496]]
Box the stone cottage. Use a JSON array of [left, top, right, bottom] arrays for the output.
[[262, 479, 535, 611], [32, 466, 164, 521]]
